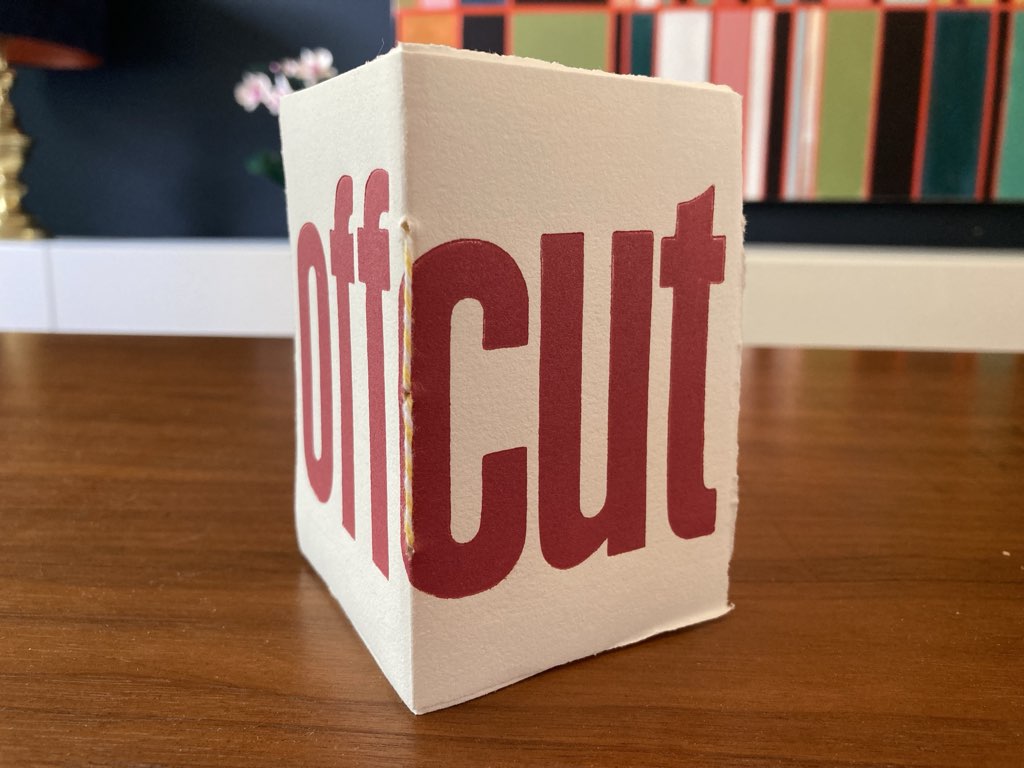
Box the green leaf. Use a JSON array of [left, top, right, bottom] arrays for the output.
[[245, 150, 285, 187]]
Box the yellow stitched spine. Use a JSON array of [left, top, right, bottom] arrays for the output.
[[402, 237, 414, 552]]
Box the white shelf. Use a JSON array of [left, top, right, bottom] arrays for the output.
[[742, 245, 1024, 352], [2, 238, 1022, 351]]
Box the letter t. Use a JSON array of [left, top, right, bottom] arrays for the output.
[[660, 187, 725, 540]]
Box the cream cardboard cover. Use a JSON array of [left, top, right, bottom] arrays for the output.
[[280, 44, 743, 714]]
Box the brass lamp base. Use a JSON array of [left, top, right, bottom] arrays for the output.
[[0, 211, 46, 239], [0, 47, 48, 240]]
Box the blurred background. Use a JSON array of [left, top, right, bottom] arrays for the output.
[[10, 0, 390, 238], [8, 0, 1024, 245]]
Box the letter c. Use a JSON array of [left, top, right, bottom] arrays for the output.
[[407, 239, 529, 599]]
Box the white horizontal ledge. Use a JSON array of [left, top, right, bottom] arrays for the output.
[[1, 238, 1022, 352], [2, 239, 293, 338], [742, 245, 1024, 352], [0, 242, 53, 331]]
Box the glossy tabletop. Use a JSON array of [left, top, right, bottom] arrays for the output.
[[1, 334, 1021, 766]]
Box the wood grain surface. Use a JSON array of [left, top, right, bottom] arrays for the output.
[[1, 334, 1021, 767]]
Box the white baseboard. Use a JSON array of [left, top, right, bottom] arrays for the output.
[[0, 242, 53, 331], [46, 239, 292, 337], [742, 245, 1024, 352], [1, 238, 1021, 351]]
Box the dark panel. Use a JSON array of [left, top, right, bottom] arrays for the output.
[[921, 11, 990, 199], [614, 13, 625, 74], [871, 11, 926, 200], [463, 14, 504, 55], [14, 0, 392, 237], [745, 202, 1024, 247], [765, 11, 791, 201], [630, 14, 653, 76]]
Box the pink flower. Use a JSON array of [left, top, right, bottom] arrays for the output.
[[302, 47, 337, 84], [234, 71, 272, 112], [234, 70, 294, 115], [262, 74, 294, 116], [279, 57, 301, 80], [235, 48, 337, 117], [280, 48, 337, 88]]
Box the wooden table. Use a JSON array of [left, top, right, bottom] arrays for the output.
[[2, 334, 1021, 767]]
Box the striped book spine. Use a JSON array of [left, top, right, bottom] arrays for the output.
[[393, 0, 1024, 203]]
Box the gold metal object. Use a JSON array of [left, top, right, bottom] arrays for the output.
[[0, 46, 46, 239]]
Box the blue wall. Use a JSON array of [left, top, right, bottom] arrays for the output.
[[15, 0, 392, 237]]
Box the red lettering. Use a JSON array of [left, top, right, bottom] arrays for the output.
[[660, 187, 725, 539], [538, 231, 653, 568], [358, 169, 391, 576], [297, 222, 333, 504], [408, 239, 529, 599], [300, 170, 726, 595], [330, 176, 356, 537]]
